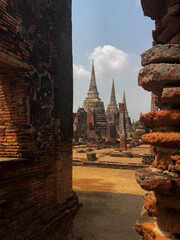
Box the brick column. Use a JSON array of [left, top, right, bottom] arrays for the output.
[[119, 103, 127, 150], [135, 0, 180, 239]]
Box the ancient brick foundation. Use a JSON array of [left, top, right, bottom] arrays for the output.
[[0, 1, 79, 239], [135, 0, 180, 239]]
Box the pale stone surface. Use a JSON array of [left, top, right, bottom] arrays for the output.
[[138, 63, 180, 93], [141, 44, 180, 66]]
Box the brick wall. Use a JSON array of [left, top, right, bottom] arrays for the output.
[[0, 0, 79, 239]]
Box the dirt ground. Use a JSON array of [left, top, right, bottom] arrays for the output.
[[73, 166, 147, 240]]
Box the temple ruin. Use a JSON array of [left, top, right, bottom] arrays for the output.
[[75, 64, 134, 144], [0, 0, 80, 239], [82, 61, 107, 134], [2, 0, 179, 239], [105, 79, 119, 133], [151, 92, 158, 112], [122, 91, 133, 138], [135, 0, 180, 239]]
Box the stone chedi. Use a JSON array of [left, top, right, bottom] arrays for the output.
[[106, 79, 119, 127], [83, 61, 107, 133], [135, 0, 180, 239], [122, 91, 133, 137]]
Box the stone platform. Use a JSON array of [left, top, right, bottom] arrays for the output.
[[73, 144, 151, 169]]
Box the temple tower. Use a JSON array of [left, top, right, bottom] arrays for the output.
[[122, 91, 133, 137], [83, 61, 107, 133], [106, 79, 119, 127]]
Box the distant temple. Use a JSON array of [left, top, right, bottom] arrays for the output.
[[122, 91, 133, 138], [83, 61, 107, 133], [74, 61, 135, 143], [150, 92, 158, 112], [106, 79, 119, 132]]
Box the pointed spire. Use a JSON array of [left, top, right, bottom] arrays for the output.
[[87, 60, 99, 99], [110, 79, 117, 105], [123, 91, 127, 112]]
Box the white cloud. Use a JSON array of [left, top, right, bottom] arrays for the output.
[[89, 45, 129, 82], [73, 64, 90, 80], [73, 64, 90, 110], [73, 45, 151, 121]]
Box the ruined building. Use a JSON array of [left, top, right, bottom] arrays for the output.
[[105, 79, 119, 129], [132, 114, 146, 144], [106, 123, 117, 143], [73, 108, 99, 143], [151, 92, 158, 112], [0, 0, 79, 239], [83, 61, 107, 133], [73, 108, 87, 142], [117, 92, 134, 145], [135, 0, 180, 239]]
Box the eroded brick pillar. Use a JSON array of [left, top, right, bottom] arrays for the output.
[[135, 0, 180, 239], [119, 103, 127, 150]]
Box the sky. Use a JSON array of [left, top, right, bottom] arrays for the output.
[[72, 0, 155, 121]]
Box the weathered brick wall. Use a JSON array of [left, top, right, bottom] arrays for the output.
[[0, 0, 79, 239], [73, 108, 87, 142], [86, 112, 95, 134], [135, 0, 180, 239], [106, 123, 116, 142], [0, 69, 28, 157]]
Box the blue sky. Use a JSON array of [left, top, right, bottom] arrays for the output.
[[72, 0, 155, 121]]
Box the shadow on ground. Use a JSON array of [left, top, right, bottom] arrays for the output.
[[74, 190, 144, 240]]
